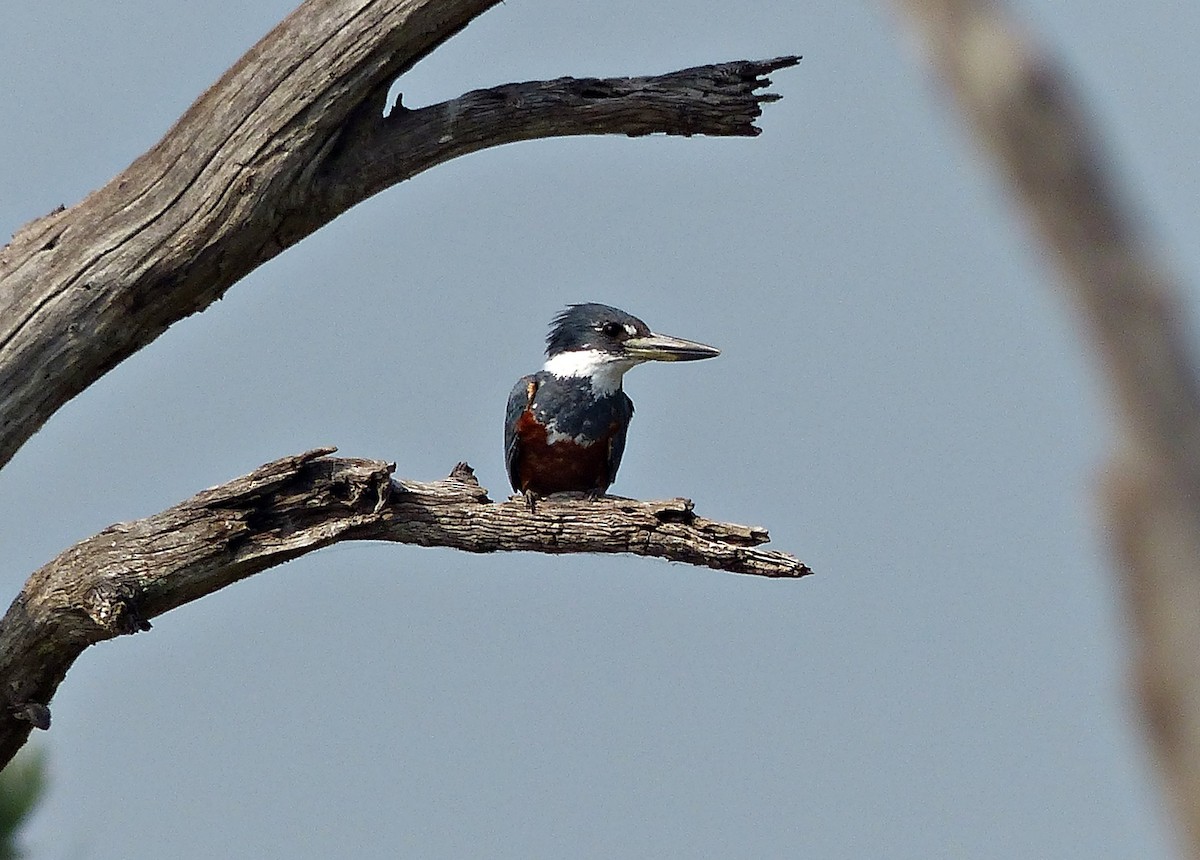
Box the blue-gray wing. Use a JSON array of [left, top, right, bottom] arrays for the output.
[[505, 375, 539, 492], [605, 392, 635, 490]]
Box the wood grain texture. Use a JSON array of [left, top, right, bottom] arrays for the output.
[[0, 449, 810, 767], [0, 0, 798, 471]]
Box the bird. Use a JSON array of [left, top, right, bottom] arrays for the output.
[[505, 303, 720, 509]]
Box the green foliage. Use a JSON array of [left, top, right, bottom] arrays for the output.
[[0, 750, 46, 860]]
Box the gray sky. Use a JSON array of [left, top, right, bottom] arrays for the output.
[[2, 0, 1195, 857]]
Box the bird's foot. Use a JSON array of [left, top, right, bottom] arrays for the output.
[[547, 490, 607, 503], [518, 490, 606, 511]]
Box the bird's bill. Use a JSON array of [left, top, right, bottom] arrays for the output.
[[623, 332, 721, 362]]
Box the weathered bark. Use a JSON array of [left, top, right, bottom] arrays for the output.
[[888, 0, 1200, 855], [0, 448, 810, 767], [0, 0, 797, 472]]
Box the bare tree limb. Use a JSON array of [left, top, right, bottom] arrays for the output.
[[0, 448, 810, 768], [887, 0, 1200, 854], [0, 0, 798, 473], [317, 57, 801, 214]]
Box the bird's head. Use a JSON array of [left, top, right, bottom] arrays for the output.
[[542, 303, 720, 393]]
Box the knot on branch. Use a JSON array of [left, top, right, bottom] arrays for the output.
[[201, 449, 397, 544], [645, 497, 696, 523], [10, 702, 50, 731], [327, 460, 393, 514], [621, 497, 772, 548], [84, 581, 151, 636]]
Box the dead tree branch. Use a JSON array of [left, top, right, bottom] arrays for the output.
[[0, 448, 810, 767], [888, 0, 1200, 853], [317, 58, 800, 213], [0, 0, 797, 473]]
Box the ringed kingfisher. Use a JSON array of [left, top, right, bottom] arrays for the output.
[[505, 303, 720, 508]]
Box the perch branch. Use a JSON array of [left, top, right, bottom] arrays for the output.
[[0, 0, 798, 473], [0, 448, 810, 767], [888, 0, 1200, 853]]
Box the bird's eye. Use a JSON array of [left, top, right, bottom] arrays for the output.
[[600, 321, 624, 338]]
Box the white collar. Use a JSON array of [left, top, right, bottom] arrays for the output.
[[543, 350, 636, 396]]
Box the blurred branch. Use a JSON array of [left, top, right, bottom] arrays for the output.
[[0, 448, 810, 769], [888, 0, 1200, 854], [0, 0, 798, 472], [0, 748, 44, 860]]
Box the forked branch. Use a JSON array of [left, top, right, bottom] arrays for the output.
[[0, 448, 810, 767]]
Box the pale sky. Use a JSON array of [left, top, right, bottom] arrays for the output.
[[3, 1, 1198, 857]]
